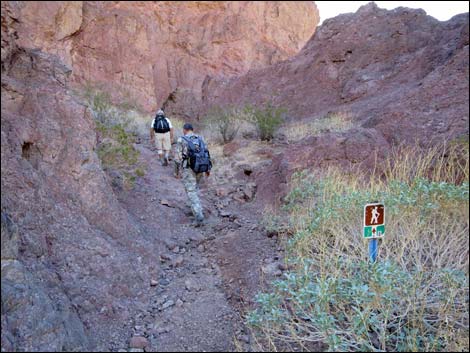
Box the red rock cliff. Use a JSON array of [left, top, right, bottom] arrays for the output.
[[201, 3, 469, 203], [9, 1, 319, 113]]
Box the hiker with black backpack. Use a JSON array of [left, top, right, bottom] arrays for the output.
[[150, 109, 174, 166], [174, 123, 212, 226]]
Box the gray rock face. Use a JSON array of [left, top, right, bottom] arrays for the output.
[[1, 259, 90, 351]]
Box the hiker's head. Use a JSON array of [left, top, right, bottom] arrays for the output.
[[183, 123, 194, 135], [157, 108, 164, 116]]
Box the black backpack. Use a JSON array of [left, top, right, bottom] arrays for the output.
[[182, 135, 212, 173], [153, 115, 170, 133]]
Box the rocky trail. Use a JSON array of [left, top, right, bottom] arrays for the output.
[[112, 141, 282, 352]]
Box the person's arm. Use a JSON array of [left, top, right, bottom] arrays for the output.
[[167, 118, 174, 143], [150, 119, 155, 143], [203, 136, 210, 177]]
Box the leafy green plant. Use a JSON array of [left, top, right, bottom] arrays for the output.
[[250, 145, 469, 352], [82, 87, 148, 190], [245, 102, 286, 141]]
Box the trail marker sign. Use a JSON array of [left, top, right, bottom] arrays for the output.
[[363, 203, 385, 239]]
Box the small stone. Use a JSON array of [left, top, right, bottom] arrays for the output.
[[176, 299, 184, 307], [262, 262, 283, 277], [160, 254, 172, 262], [219, 210, 231, 217], [185, 279, 201, 292], [156, 326, 169, 335], [161, 300, 175, 310], [215, 188, 229, 197], [197, 244, 205, 252], [172, 246, 180, 254], [129, 349, 144, 353], [117, 349, 128, 352], [232, 193, 246, 203], [172, 255, 184, 267], [129, 336, 149, 349], [150, 279, 158, 287], [165, 240, 178, 251], [159, 278, 170, 286], [239, 334, 251, 344], [160, 199, 171, 206]]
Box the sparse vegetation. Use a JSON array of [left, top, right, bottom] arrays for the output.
[[284, 111, 354, 142], [82, 84, 149, 138], [203, 105, 244, 143], [249, 144, 469, 352], [82, 86, 148, 190]]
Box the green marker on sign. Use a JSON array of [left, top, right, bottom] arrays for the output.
[[364, 224, 385, 238], [364, 202, 385, 262]]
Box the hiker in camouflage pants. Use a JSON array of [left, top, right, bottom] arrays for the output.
[[174, 123, 209, 224]]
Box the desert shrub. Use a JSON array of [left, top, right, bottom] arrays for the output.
[[82, 85, 150, 138], [245, 103, 286, 141], [284, 111, 354, 142], [248, 144, 469, 352], [135, 167, 145, 177], [203, 105, 246, 143], [82, 87, 148, 189], [96, 123, 139, 169], [83, 87, 114, 125]]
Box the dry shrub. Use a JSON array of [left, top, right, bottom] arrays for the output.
[[249, 143, 469, 352], [284, 111, 354, 142]]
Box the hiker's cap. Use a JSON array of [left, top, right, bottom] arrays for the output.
[[157, 109, 164, 115], [183, 123, 194, 131]]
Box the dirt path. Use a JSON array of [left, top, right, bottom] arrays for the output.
[[114, 142, 281, 352]]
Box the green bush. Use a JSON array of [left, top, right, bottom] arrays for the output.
[[135, 168, 145, 177], [248, 258, 468, 351], [96, 123, 139, 169], [245, 103, 285, 141], [83, 87, 147, 190]]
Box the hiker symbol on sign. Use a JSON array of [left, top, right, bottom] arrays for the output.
[[363, 203, 385, 239]]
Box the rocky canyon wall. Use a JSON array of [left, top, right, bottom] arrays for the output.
[[201, 3, 469, 202], [1, 2, 319, 350], [8, 1, 319, 115]]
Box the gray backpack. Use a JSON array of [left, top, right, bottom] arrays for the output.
[[182, 135, 212, 173]]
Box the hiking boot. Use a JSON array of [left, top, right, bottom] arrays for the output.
[[193, 215, 205, 227], [163, 157, 169, 166]]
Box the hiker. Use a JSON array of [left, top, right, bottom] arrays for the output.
[[150, 108, 174, 166], [174, 123, 212, 226]]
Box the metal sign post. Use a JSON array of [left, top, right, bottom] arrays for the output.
[[363, 202, 385, 263]]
